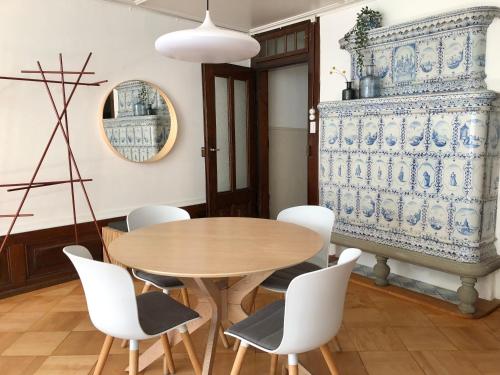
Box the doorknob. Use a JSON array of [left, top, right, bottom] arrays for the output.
[[209, 148, 220, 152]]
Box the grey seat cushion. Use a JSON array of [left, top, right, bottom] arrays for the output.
[[261, 261, 321, 292], [133, 269, 184, 289], [226, 300, 285, 351], [137, 291, 199, 336]]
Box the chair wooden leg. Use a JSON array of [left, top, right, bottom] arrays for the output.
[[332, 336, 341, 352], [180, 329, 202, 375], [129, 340, 139, 375], [93, 335, 114, 375], [161, 334, 175, 374], [270, 354, 278, 375], [230, 342, 248, 375], [320, 344, 340, 375], [219, 324, 230, 349], [142, 282, 152, 294], [180, 287, 190, 307], [233, 338, 241, 351]]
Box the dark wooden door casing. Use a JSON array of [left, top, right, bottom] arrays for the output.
[[202, 64, 257, 217], [252, 19, 320, 218]]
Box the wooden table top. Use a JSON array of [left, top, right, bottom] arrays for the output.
[[108, 217, 323, 278]]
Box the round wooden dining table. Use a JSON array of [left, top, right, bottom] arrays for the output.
[[109, 217, 323, 375]]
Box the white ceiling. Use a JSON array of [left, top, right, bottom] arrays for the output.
[[106, 0, 361, 32]]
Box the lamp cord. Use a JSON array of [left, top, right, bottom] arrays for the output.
[[206, 0, 209, 11]]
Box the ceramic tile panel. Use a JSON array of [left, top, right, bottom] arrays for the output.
[[340, 7, 499, 96], [319, 91, 500, 263]]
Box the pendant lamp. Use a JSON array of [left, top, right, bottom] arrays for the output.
[[155, 0, 260, 63]]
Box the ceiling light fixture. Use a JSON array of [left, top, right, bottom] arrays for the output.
[[154, 0, 260, 63]]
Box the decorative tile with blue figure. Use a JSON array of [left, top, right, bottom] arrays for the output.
[[487, 110, 500, 154], [457, 114, 488, 154], [393, 44, 417, 83], [341, 119, 359, 150], [443, 34, 467, 76], [426, 199, 449, 241], [379, 193, 400, 229], [470, 159, 485, 199], [360, 193, 378, 225], [374, 48, 392, 83], [429, 114, 454, 154], [470, 32, 487, 72], [402, 196, 424, 235], [341, 192, 356, 217], [382, 116, 402, 150], [392, 157, 413, 190], [405, 115, 427, 153], [322, 118, 339, 151], [319, 151, 331, 184], [350, 153, 368, 187], [331, 155, 348, 186], [416, 39, 440, 81], [362, 116, 380, 149], [454, 205, 481, 242], [371, 156, 390, 189], [442, 158, 465, 196], [415, 159, 438, 194]]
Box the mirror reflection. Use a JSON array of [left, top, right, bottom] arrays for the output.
[[101, 80, 177, 162]]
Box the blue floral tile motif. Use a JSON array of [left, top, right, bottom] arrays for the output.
[[340, 7, 500, 96]]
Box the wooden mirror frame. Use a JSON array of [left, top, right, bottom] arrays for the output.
[[99, 80, 178, 163]]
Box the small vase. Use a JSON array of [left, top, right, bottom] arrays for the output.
[[342, 81, 356, 100], [359, 65, 381, 99], [133, 102, 146, 116]]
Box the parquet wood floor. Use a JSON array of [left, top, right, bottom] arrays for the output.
[[0, 279, 500, 374]]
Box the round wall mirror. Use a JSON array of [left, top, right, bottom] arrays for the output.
[[100, 80, 177, 162]]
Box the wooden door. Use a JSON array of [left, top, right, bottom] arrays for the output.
[[202, 64, 257, 217]]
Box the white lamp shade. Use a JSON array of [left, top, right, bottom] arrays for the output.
[[155, 11, 261, 63]]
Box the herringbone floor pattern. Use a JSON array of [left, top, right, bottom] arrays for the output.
[[0, 279, 500, 374]]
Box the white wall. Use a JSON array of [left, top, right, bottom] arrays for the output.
[[0, 0, 206, 234], [320, 0, 500, 299]]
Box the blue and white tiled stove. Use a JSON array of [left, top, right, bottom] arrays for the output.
[[319, 7, 500, 314]]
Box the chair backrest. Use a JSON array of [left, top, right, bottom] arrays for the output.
[[127, 205, 190, 231], [276, 248, 361, 354], [63, 245, 148, 340], [277, 205, 335, 268]]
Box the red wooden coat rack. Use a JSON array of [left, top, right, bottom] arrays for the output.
[[0, 53, 110, 259]]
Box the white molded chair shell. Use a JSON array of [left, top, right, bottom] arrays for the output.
[[274, 248, 361, 355], [277, 205, 335, 268], [64, 245, 152, 341], [127, 205, 190, 231]]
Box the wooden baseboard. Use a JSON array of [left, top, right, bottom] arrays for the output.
[[351, 273, 500, 319]]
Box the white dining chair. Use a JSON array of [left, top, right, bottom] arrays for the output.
[[64, 245, 202, 375], [225, 248, 361, 375], [261, 205, 335, 293], [127, 205, 191, 304], [126, 205, 230, 350]]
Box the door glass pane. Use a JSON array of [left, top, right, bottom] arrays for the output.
[[297, 31, 306, 49], [286, 33, 295, 51], [267, 38, 276, 56], [234, 80, 248, 189], [276, 36, 285, 54], [259, 40, 266, 57], [214, 77, 231, 192]]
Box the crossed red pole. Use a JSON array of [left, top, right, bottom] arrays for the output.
[[0, 53, 110, 259]]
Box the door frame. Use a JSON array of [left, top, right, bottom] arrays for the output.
[[201, 63, 257, 217], [251, 19, 320, 218]]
